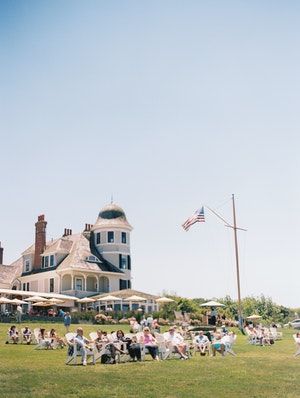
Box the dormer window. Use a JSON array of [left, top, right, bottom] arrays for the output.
[[107, 231, 114, 243], [42, 255, 55, 268], [86, 255, 100, 263], [24, 259, 30, 272]]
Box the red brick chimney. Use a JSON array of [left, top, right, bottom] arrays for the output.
[[33, 215, 47, 270], [0, 242, 3, 265]]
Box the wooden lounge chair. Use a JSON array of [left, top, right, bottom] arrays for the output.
[[65, 333, 95, 365]]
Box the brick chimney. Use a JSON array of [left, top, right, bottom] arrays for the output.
[[63, 228, 72, 237], [0, 242, 3, 265], [84, 224, 93, 231], [33, 215, 47, 270]]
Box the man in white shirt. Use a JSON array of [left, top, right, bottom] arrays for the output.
[[195, 331, 210, 355], [73, 327, 93, 366], [163, 327, 188, 359]]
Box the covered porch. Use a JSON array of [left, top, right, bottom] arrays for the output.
[[59, 271, 113, 299]]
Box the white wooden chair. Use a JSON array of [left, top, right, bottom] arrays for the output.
[[154, 332, 168, 359], [162, 332, 191, 360], [89, 332, 112, 363], [65, 333, 95, 365], [222, 333, 237, 356], [33, 328, 52, 350]]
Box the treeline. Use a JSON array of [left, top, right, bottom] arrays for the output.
[[159, 294, 299, 324]]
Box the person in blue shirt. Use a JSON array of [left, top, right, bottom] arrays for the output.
[[63, 312, 71, 332]]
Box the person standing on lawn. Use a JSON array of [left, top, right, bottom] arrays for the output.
[[64, 312, 71, 332]]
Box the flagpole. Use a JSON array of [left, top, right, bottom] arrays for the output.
[[204, 196, 245, 329], [232, 194, 243, 329]]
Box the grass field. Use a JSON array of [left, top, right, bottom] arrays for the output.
[[0, 323, 299, 398]]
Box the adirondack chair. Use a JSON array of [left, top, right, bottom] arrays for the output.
[[65, 332, 95, 365]]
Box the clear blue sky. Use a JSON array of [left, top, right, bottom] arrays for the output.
[[1, 1, 300, 307]]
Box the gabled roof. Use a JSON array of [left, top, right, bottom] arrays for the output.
[[54, 233, 123, 274], [43, 238, 73, 255], [0, 257, 23, 288], [19, 232, 123, 276]]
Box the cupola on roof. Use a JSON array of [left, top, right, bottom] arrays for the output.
[[99, 204, 126, 220], [92, 203, 133, 230]]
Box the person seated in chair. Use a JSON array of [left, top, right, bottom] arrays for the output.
[[163, 327, 188, 359], [101, 329, 127, 364], [49, 328, 65, 348], [73, 327, 93, 366], [8, 325, 19, 344], [38, 328, 52, 349], [128, 336, 142, 361], [22, 326, 32, 345], [211, 333, 225, 356], [195, 331, 210, 356], [139, 327, 159, 360]]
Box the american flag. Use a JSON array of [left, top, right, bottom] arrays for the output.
[[182, 207, 205, 231]]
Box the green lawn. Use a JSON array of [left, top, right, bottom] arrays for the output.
[[0, 323, 299, 398]]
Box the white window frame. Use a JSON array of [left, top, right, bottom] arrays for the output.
[[75, 277, 83, 291], [107, 231, 114, 243], [25, 259, 30, 272], [49, 254, 55, 267], [121, 232, 127, 244], [120, 255, 127, 270]]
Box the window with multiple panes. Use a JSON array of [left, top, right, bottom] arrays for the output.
[[119, 254, 127, 270], [25, 259, 30, 272], [43, 256, 49, 268], [121, 232, 127, 244], [96, 232, 101, 244], [49, 278, 54, 292], [119, 279, 127, 290], [42, 255, 55, 268], [107, 231, 114, 243], [22, 282, 30, 291], [75, 278, 83, 291]]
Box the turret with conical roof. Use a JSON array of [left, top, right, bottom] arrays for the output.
[[92, 203, 132, 290]]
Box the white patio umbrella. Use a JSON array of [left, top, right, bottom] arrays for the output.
[[156, 297, 175, 303], [77, 297, 95, 303], [10, 298, 27, 305], [47, 298, 65, 304], [200, 300, 225, 307], [0, 297, 13, 304], [32, 301, 52, 307], [24, 296, 49, 302], [98, 295, 120, 301], [124, 295, 146, 302], [246, 314, 262, 320]]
